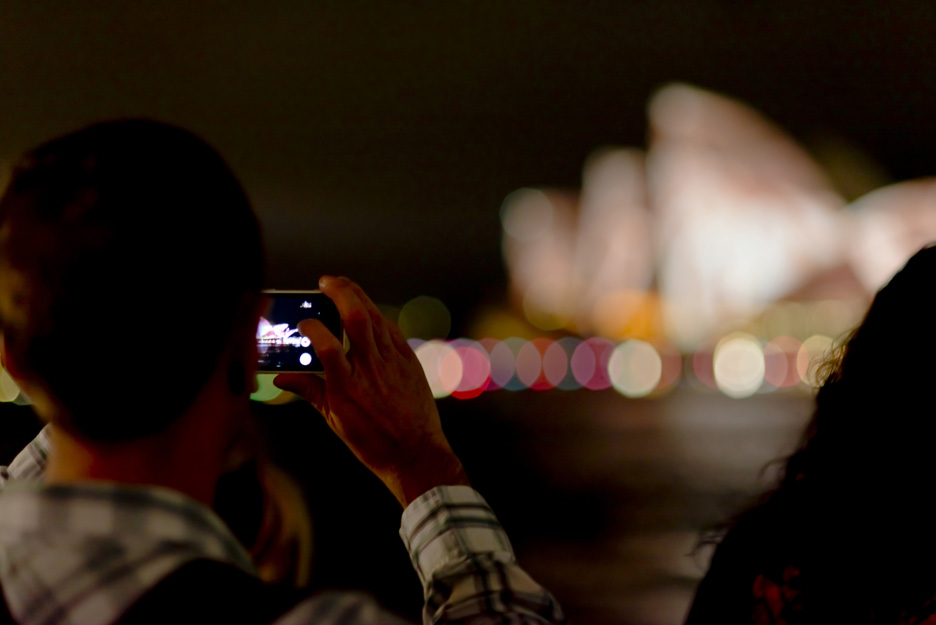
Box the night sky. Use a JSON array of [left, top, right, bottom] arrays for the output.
[[3, 1, 935, 330]]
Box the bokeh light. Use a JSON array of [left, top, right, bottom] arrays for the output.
[[713, 334, 765, 399], [797, 334, 835, 387], [572, 337, 614, 390], [655, 342, 683, 394], [542, 339, 570, 388], [515, 340, 545, 390], [608, 340, 662, 398], [450, 339, 491, 400], [396, 331, 841, 399], [491, 337, 529, 391], [483, 338, 513, 390], [763, 335, 802, 389], [399, 296, 451, 340], [414, 340, 462, 398], [525, 338, 560, 391], [554, 337, 583, 390], [401, 332, 854, 399]]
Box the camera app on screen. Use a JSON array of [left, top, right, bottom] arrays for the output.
[[256, 292, 341, 372]]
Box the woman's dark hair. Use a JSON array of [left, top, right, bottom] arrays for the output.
[[0, 119, 264, 440], [709, 244, 936, 617]]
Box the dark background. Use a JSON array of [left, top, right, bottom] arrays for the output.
[[1, 3, 933, 623], [2, 1, 935, 327]]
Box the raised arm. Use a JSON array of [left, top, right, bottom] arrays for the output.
[[274, 276, 565, 624]]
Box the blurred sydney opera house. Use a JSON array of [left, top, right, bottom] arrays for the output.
[[505, 83, 936, 343], [479, 83, 936, 399]]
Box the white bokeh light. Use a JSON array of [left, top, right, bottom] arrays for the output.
[[713, 334, 765, 398], [608, 340, 662, 398]]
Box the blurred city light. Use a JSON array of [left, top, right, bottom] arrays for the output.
[[608, 340, 662, 398], [712, 334, 765, 399], [553, 337, 584, 391], [450, 339, 490, 400], [574, 338, 615, 391], [763, 336, 802, 390], [541, 339, 570, 389], [241, 329, 835, 404], [413, 339, 462, 399], [375, 332, 818, 402], [482, 337, 514, 390], [797, 334, 835, 387], [399, 296, 451, 340], [515, 339, 546, 390]]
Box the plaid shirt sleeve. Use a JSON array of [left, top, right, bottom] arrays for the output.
[[0, 424, 51, 488], [400, 486, 565, 625]]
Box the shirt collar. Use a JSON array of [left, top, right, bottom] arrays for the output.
[[0, 481, 254, 625], [2, 480, 250, 565]]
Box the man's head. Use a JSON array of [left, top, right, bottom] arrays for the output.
[[0, 119, 264, 441]]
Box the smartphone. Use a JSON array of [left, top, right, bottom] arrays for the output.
[[257, 290, 346, 373]]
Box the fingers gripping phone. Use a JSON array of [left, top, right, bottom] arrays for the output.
[[257, 290, 348, 373]]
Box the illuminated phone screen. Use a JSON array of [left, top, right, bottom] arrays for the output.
[[257, 291, 341, 372]]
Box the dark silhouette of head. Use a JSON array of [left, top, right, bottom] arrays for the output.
[[0, 119, 264, 441]]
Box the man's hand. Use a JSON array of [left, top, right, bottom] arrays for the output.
[[273, 276, 469, 507]]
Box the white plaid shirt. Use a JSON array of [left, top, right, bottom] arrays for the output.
[[0, 427, 564, 625]]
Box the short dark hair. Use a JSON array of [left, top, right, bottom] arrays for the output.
[[0, 119, 264, 440]]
